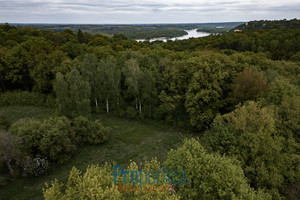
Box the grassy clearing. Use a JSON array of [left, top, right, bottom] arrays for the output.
[[0, 107, 184, 200]]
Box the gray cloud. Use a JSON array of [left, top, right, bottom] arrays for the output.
[[0, 0, 299, 23]]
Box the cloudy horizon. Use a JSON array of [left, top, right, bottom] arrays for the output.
[[0, 0, 299, 24]]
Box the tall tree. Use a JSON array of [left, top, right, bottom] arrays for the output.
[[54, 72, 70, 116], [230, 67, 267, 105], [54, 69, 91, 118], [96, 57, 120, 113], [124, 59, 143, 115], [67, 69, 91, 118], [79, 54, 98, 107]]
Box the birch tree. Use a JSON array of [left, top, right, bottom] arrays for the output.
[[96, 57, 120, 113], [79, 54, 98, 107], [124, 58, 143, 115]]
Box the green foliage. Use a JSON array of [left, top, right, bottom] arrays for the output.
[[54, 69, 91, 118], [201, 117, 239, 155], [8, 114, 110, 167], [233, 19, 300, 31], [71, 116, 90, 143], [88, 120, 109, 144], [43, 161, 180, 200], [67, 69, 91, 117], [61, 41, 84, 59], [264, 77, 298, 105], [164, 138, 270, 200], [276, 96, 300, 143], [72, 116, 110, 145], [0, 91, 53, 107], [9, 117, 76, 164], [9, 119, 43, 156], [184, 55, 232, 130], [39, 117, 76, 164], [219, 101, 299, 198], [1, 23, 299, 199], [96, 56, 121, 113]]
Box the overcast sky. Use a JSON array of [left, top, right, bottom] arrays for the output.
[[0, 0, 299, 24]]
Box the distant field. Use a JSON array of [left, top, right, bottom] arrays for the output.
[[0, 106, 184, 200]]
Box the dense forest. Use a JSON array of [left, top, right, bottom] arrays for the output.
[[0, 19, 299, 199]]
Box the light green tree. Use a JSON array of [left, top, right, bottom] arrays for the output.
[[96, 57, 120, 113], [54, 69, 91, 118], [164, 138, 270, 200], [79, 54, 99, 107], [124, 59, 143, 115]]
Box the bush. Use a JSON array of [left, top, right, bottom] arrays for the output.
[[71, 116, 90, 143], [9, 117, 76, 164], [9, 119, 43, 156], [88, 120, 109, 144], [0, 91, 54, 108], [72, 116, 109, 145], [39, 117, 76, 164], [7, 116, 110, 174]]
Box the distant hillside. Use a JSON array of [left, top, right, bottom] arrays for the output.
[[231, 18, 300, 31]]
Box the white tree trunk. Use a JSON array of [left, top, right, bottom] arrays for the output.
[[95, 98, 98, 107], [139, 100, 142, 115], [136, 97, 138, 110], [106, 98, 109, 113]]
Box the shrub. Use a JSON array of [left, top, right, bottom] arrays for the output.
[[9, 119, 43, 156], [87, 120, 109, 144], [9, 117, 76, 164], [39, 117, 76, 164], [72, 116, 109, 145], [0, 91, 54, 107], [7, 116, 110, 174], [71, 116, 90, 143]]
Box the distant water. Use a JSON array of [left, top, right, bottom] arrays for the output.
[[136, 29, 210, 42]]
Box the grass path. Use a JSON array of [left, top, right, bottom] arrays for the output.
[[0, 107, 183, 200]]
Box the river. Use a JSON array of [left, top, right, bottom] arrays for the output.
[[136, 29, 210, 42]]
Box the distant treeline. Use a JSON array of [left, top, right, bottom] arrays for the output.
[[8, 22, 243, 39], [232, 18, 300, 31]]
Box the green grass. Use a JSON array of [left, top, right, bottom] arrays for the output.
[[0, 107, 184, 200]]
